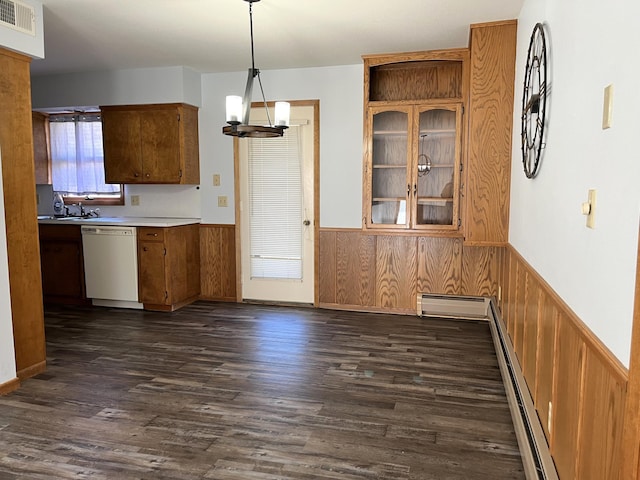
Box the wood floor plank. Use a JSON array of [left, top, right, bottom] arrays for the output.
[[0, 302, 524, 479]]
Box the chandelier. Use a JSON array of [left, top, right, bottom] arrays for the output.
[[223, 0, 290, 138]]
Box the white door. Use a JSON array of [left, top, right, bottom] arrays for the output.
[[239, 104, 315, 303]]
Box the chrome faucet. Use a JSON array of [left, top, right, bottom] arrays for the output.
[[68, 202, 87, 217]]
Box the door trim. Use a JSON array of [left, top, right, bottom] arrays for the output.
[[234, 99, 320, 305]]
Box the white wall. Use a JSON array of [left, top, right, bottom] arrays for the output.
[[0, 0, 44, 59], [511, 0, 640, 366], [199, 65, 363, 227], [31, 66, 202, 109], [0, 148, 16, 385]]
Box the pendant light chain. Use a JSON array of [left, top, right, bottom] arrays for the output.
[[249, 1, 256, 73], [249, 0, 273, 127]]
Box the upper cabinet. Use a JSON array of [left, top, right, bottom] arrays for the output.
[[32, 111, 50, 184], [363, 50, 468, 231], [101, 103, 200, 184], [464, 21, 517, 245]]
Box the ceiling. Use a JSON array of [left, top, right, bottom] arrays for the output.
[[30, 0, 524, 77]]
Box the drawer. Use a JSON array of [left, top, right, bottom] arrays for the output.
[[137, 227, 165, 242], [39, 224, 82, 240]]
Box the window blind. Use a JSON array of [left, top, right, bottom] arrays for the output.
[[49, 114, 119, 196], [248, 126, 303, 280]]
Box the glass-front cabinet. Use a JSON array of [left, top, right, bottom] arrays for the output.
[[365, 103, 462, 230]]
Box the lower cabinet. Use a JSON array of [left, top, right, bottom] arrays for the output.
[[40, 222, 200, 311], [39, 224, 88, 304], [318, 230, 499, 312], [137, 224, 200, 311]]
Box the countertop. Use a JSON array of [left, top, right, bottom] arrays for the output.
[[37, 216, 201, 228]]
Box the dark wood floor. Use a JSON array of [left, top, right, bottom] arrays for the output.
[[0, 302, 524, 479]]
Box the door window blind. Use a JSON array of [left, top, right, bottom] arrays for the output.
[[248, 126, 303, 280]]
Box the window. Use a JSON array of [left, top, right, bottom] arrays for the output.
[[49, 113, 123, 205], [248, 125, 304, 280]]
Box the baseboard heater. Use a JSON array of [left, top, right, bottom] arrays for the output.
[[416, 293, 490, 319], [416, 293, 558, 480]]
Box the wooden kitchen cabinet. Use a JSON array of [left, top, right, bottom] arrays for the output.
[[362, 50, 468, 232], [366, 103, 463, 230], [463, 21, 517, 244], [137, 224, 200, 311], [101, 103, 200, 184], [32, 111, 50, 185], [39, 224, 88, 305]]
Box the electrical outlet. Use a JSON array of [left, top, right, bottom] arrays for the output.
[[218, 195, 228, 207], [131, 195, 140, 206], [213, 174, 221, 186]]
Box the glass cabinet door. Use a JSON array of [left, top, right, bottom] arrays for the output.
[[413, 105, 461, 227], [368, 108, 411, 227]]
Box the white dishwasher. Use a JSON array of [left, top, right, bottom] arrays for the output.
[[81, 225, 143, 309]]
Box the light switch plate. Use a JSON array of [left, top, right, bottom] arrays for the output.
[[131, 195, 140, 206], [213, 174, 221, 186], [602, 84, 613, 129], [586, 189, 596, 229]]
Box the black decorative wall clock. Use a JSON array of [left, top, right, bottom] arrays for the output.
[[521, 23, 547, 179]]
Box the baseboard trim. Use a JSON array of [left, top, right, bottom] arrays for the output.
[[487, 299, 558, 480], [16, 360, 46, 380], [0, 377, 20, 395]]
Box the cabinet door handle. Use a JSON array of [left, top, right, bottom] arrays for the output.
[[134, 172, 139, 177], [407, 184, 410, 196], [143, 247, 148, 252], [413, 184, 417, 196], [145, 173, 150, 178], [146, 233, 158, 237]]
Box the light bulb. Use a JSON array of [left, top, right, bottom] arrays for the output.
[[274, 101, 290, 126], [226, 95, 243, 124]]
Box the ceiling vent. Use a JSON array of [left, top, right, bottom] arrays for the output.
[[0, 0, 35, 36]]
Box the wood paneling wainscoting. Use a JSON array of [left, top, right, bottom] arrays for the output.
[[318, 228, 500, 312], [198, 225, 502, 311], [499, 245, 627, 480], [199, 224, 236, 301]]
